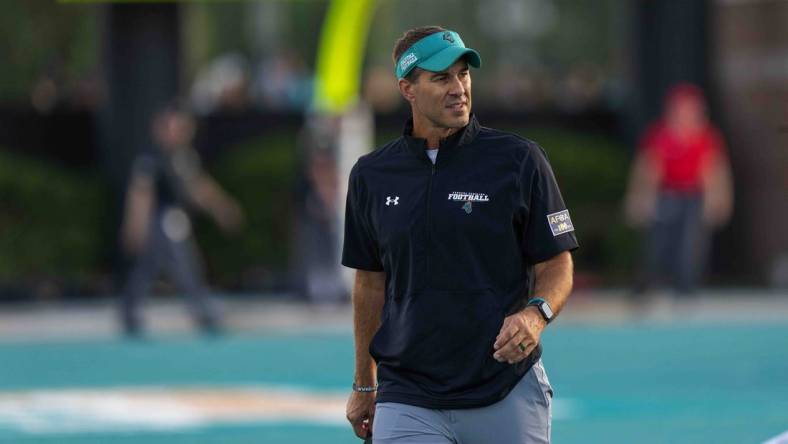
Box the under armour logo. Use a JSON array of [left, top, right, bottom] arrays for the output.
[[386, 196, 399, 206]]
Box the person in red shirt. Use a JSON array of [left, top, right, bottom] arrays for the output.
[[625, 83, 733, 295]]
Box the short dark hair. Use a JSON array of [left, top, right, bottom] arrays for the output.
[[392, 25, 446, 82]]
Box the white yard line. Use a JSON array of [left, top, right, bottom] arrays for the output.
[[0, 385, 579, 434]]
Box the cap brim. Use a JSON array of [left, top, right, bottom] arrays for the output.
[[416, 46, 482, 73]]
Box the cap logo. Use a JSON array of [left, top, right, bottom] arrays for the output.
[[399, 53, 418, 72], [395, 29, 480, 79]]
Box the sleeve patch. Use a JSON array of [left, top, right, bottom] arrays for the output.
[[546, 210, 574, 236]]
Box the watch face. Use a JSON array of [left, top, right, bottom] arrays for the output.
[[540, 302, 554, 319]]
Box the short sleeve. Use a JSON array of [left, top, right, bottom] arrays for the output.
[[706, 126, 726, 159], [520, 146, 579, 264], [638, 123, 664, 159], [171, 149, 202, 182], [131, 153, 159, 179], [341, 164, 384, 271]]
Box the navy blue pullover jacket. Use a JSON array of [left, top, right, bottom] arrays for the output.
[[342, 115, 578, 409]]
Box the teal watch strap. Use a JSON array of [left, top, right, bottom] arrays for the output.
[[527, 297, 554, 323]]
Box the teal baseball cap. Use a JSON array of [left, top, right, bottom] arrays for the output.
[[395, 30, 482, 80]]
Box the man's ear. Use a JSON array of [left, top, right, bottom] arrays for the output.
[[398, 78, 416, 104]]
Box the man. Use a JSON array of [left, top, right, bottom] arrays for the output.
[[120, 103, 244, 336], [342, 27, 577, 443], [624, 83, 733, 295]]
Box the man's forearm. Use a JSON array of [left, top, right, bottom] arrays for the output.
[[352, 270, 386, 386], [532, 251, 574, 319], [121, 180, 154, 252], [494, 251, 574, 363]]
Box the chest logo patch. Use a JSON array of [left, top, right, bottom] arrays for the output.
[[447, 191, 489, 202], [547, 210, 574, 236], [462, 201, 473, 214], [385, 196, 399, 206]]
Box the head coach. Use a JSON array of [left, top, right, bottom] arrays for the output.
[[342, 26, 578, 443]]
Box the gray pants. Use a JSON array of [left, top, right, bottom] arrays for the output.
[[121, 209, 219, 333], [636, 192, 709, 294], [372, 360, 553, 444]]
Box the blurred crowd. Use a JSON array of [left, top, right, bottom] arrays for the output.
[[26, 48, 609, 119], [185, 51, 608, 116]]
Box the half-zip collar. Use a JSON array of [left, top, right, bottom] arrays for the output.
[[402, 113, 480, 164]]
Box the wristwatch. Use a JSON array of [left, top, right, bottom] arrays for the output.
[[527, 297, 554, 324]]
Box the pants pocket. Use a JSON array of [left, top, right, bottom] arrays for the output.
[[529, 360, 553, 443], [531, 360, 553, 405]]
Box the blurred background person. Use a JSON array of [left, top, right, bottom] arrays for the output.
[[624, 83, 733, 297], [119, 102, 245, 336], [290, 116, 349, 307]]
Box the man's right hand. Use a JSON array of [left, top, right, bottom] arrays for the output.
[[346, 390, 376, 440]]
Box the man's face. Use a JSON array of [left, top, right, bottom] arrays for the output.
[[403, 59, 472, 130], [666, 96, 706, 130]]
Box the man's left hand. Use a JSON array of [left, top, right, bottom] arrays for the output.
[[493, 307, 546, 364]]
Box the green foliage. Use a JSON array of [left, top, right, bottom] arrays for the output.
[[0, 150, 107, 281], [194, 132, 298, 285], [0, 1, 98, 101], [0, 126, 636, 289], [183, 2, 252, 77], [538, 0, 619, 67], [182, 1, 328, 81]]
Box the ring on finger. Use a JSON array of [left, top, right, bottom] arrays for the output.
[[517, 342, 526, 353]]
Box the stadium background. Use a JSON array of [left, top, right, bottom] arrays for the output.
[[0, 0, 786, 443]]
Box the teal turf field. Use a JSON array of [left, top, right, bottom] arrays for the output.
[[1, 321, 786, 443]]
